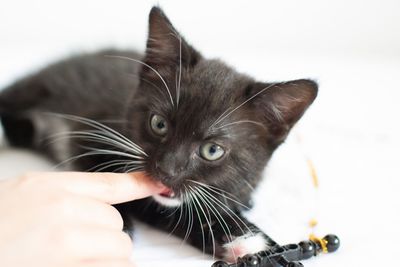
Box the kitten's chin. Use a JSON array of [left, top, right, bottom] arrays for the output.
[[152, 194, 182, 207], [152, 187, 182, 207]]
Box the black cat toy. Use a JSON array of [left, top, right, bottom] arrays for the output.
[[211, 234, 340, 267], [210, 157, 339, 267]]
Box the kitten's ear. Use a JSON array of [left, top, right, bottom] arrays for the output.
[[143, 7, 201, 75], [248, 79, 318, 144]]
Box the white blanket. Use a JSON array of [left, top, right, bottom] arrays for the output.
[[1, 54, 398, 266]]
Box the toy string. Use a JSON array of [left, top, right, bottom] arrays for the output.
[[295, 133, 320, 236]]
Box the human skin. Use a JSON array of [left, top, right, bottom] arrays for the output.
[[0, 171, 164, 267]]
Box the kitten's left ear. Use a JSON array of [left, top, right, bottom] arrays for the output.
[[248, 79, 318, 144], [142, 7, 201, 76]]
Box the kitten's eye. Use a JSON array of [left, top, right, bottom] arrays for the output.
[[150, 114, 168, 136], [200, 143, 225, 161]]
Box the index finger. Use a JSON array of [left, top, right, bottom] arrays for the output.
[[26, 171, 165, 204]]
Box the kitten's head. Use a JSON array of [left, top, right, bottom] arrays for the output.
[[126, 7, 317, 208]]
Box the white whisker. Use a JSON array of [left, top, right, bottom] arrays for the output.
[[168, 200, 184, 237], [86, 159, 138, 172], [214, 120, 267, 131], [122, 165, 145, 173], [49, 131, 145, 157], [46, 113, 147, 156], [196, 186, 253, 236], [43, 113, 148, 171], [177, 35, 182, 107], [188, 180, 249, 209], [192, 186, 236, 258], [188, 187, 207, 256], [105, 55, 175, 108], [81, 146, 144, 160], [210, 83, 279, 129], [182, 187, 194, 245]]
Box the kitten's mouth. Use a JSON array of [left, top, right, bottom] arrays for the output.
[[159, 187, 176, 198], [153, 186, 182, 207]]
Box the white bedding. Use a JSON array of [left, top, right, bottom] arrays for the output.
[[1, 1, 399, 266], [1, 54, 399, 267]]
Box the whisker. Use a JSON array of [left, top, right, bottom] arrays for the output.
[[49, 131, 144, 156], [188, 180, 249, 209], [122, 165, 145, 173], [210, 83, 279, 129], [196, 186, 253, 236], [189, 186, 217, 258], [86, 159, 138, 172], [188, 180, 240, 200], [192, 185, 236, 259], [168, 201, 184, 236], [175, 70, 179, 106], [45, 113, 147, 156], [53, 148, 144, 170], [177, 35, 182, 107], [188, 187, 207, 256], [105, 55, 175, 108], [52, 150, 110, 170], [80, 146, 144, 160], [95, 161, 144, 173], [214, 120, 267, 131], [225, 175, 256, 194], [182, 187, 194, 245], [125, 72, 164, 93], [209, 107, 233, 129]]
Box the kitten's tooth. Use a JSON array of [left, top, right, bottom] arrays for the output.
[[170, 192, 176, 197]]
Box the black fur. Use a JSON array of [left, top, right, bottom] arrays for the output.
[[0, 7, 317, 260]]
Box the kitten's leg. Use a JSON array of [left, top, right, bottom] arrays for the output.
[[0, 78, 50, 113], [114, 203, 136, 239], [212, 215, 276, 262], [1, 115, 35, 147], [187, 213, 276, 262], [0, 78, 50, 148], [118, 200, 275, 263]]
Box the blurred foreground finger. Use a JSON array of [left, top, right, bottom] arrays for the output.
[[78, 260, 135, 267], [24, 171, 165, 204]]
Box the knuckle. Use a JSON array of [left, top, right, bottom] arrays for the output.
[[98, 175, 116, 199], [60, 229, 79, 254], [51, 195, 76, 217], [49, 226, 75, 249], [108, 206, 124, 229], [116, 232, 132, 254], [18, 171, 47, 188], [18, 172, 36, 185]]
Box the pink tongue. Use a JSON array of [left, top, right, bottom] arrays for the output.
[[159, 187, 175, 198]]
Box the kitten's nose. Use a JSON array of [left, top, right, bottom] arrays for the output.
[[158, 150, 187, 178]]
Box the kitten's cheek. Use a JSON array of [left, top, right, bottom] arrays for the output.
[[222, 232, 270, 263]]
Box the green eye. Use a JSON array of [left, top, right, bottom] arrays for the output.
[[200, 142, 225, 161], [150, 114, 168, 136]]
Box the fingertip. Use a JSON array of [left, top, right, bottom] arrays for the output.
[[126, 172, 165, 192], [105, 171, 166, 204], [57, 171, 166, 204]]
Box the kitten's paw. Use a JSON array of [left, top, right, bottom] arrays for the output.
[[222, 232, 269, 263]]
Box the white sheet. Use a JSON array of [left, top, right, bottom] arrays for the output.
[[1, 0, 400, 264], [1, 54, 399, 267]]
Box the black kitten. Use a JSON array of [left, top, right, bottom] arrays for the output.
[[0, 7, 317, 262]]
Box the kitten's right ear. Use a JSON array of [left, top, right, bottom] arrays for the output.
[[247, 79, 318, 145], [142, 7, 201, 77]]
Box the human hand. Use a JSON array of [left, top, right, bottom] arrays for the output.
[[0, 171, 164, 267]]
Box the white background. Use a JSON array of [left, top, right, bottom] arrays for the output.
[[1, 1, 399, 266]]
